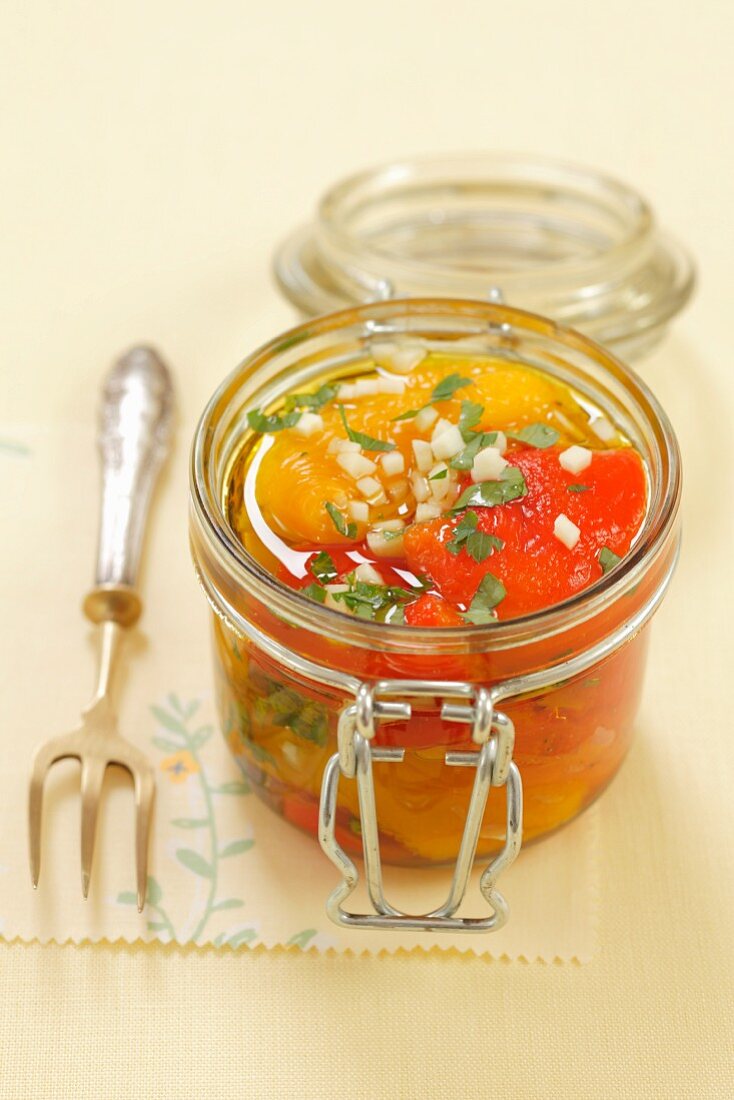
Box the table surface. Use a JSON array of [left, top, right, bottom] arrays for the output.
[[1, 2, 733, 1097]]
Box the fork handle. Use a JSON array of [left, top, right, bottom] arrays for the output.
[[89, 346, 175, 609]]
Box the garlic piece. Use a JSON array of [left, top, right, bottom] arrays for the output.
[[411, 439, 433, 473], [380, 451, 405, 477], [293, 412, 323, 436], [559, 445, 592, 475], [431, 425, 465, 461], [471, 447, 508, 483], [336, 452, 377, 479], [553, 513, 581, 550]]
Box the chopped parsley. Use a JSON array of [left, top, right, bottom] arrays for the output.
[[309, 550, 338, 583], [567, 484, 590, 493], [338, 405, 396, 452], [446, 511, 504, 562], [284, 383, 339, 412], [430, 373, 472, 403], [458, 400, 484, 438], [449, 431, 498, 470], [302, 582, 326, 604], [324, 501, 357, 539], [328, 574, 416, 622], [508, 423, 560, 449], [247, 408, 302, 433], [599, 546, 622, 574], [428, 468, 448, 481], [463, 572, 506, 624], [451, 465, 527, 511]]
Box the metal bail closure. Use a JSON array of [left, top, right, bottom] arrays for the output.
[[318, 681, 523, 933]]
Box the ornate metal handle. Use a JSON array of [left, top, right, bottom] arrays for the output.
[[92, 345, 174, 594]]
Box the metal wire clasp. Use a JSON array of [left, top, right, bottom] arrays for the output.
[[318, 681, 523, 933]]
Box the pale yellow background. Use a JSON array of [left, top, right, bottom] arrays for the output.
[[1, 1, 733, 1097]]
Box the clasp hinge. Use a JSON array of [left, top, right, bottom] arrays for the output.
[[318, 681, 523, 933]]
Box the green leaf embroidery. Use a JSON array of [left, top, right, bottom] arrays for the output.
[[152, 735, 181, 753], [214, 780, 251, 795], [147, 920, 169, 932], [176, 849, 214, 879], [451, 466, 527, 511], [287, 929, 318, 949], [117, 891, 138, 906], [219, 839, 255, 858], [228, 929, 258, 948], [171, 817, 210, 829], [599, 546, 622, 574], [463, 572, 506, 623], [337, 405, 395, 452], [247, 407, 301, 433], [324, 500, 357, 539], [431, 373, 472, 402], [150, 706, 186, 735], [211, 898, 245, 911], [146, 876, 163, 906], [509, 422, 559, 449], [310, 550, 338, 582]]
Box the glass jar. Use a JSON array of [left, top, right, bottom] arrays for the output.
[[190, 298, 681, 932], [274, 153, 695, 361]]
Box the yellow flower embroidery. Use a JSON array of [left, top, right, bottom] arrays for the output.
[[160, 750, 200, 783]]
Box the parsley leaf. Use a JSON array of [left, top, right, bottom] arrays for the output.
[[324, 501, 357, 539], [451, 466, 527, 511], [284, 383, 339, 412], [431, 373, 472, 402], [338, 405, 396, 452], [391, 407, 423, 422], [302, 582, 326, 604], [508, 423, 559, 449], [309, 551, 338, 583], [328, 575, 417, 622], [463, 572, 506, 623], [567, 484, 590, 493], [446, 510, 478, 554], [247, 408, 302, 433], [599, 546, 622, 574], [458, 400, 484, 436], [428, 468, 448, 481], [446, 511, 504, 561], [449, 431, 498, 470]]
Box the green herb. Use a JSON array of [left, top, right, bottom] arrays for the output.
[[459, 400, 484, 437], [599, 546, 622, 574], [380, 527, 404, 541], [568, 484, 590, 493], [328, 574, 417, 622], [451, 466, 527, 511], [431, 373, 472, 403], [392, 407, 423, 421], [324, 501, 357, 539], [428, 468, 448, 481], [449, 431, 498, 470], [284, 383, 339, 412], [247, 408, 302, 433], [338, 405, 395, 452], [508, 423, 559, 449], [302, 582, 326, 604], [463, 572, 506, 624], [309, 550, 338, 583], [388, 604, 405, 625], [446, 511, 504, 562]]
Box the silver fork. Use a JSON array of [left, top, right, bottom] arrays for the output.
[[29, 346, 175, 910]]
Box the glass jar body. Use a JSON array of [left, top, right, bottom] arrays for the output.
[[190, 298, 681, 868]]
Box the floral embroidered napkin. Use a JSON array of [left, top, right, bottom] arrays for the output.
[[0, 424, 599, 960]]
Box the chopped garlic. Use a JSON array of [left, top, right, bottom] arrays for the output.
[[431, 417, 454, 443], [411, 439, 433, 472], [293, 412, 323, 437], [590, 416, 615, 442], [410, 471, 430, 502], [324, 583, 350, 611], [354, 378, 379, 397], [495, 431, 508, 455], [371, 339, 426, 375], [329, 438, 361, 455], [415, 501, 441, 523], [387, 477, 410, 501], [471, 446, 508, 483], [431, 425, 465, 461], [553, 513, 581, 550], [380, 450, 405, 477], [356, 476, 387, 504], [414, 405, 438, 432], [559, 445, 592, 474], [337, 451, 377, 479], [367, 527, 404, 558], [338, 384, 356, 400], [378, 375, 407, 395], [372, 519, 405, 532], [355, 562, 384, 586], [348, 500, 369, 523]]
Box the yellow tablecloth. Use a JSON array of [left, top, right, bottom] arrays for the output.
[[1, 1, 733, 1096]]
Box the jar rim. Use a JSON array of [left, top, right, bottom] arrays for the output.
[[190, 297, 681, 656], [274, 152, 695, 360]]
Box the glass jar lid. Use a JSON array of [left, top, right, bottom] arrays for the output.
[[274, 153, 695, 361]]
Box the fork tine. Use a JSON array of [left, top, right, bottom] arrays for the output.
[[28, 742, 70, 888], [134, 769, 155, 912], [80, 757, 107, 899]]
